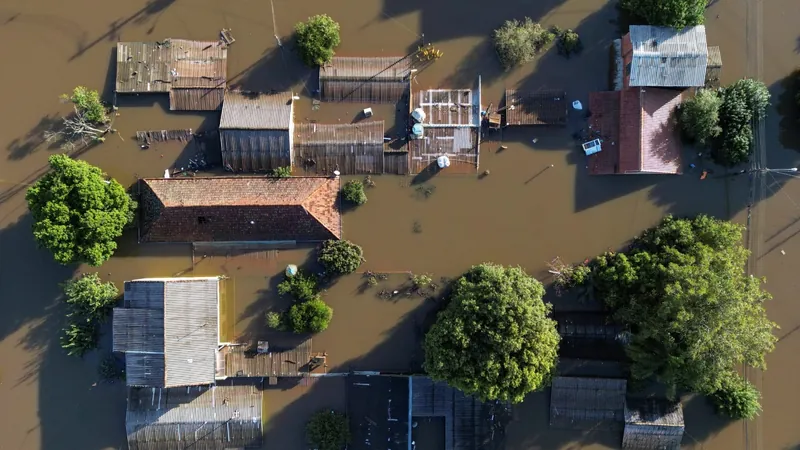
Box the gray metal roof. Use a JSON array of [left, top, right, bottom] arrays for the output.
[[220, 91, 293, 130], [623, 399, 684, 450], [126, 384, 262, 450], [549, 377, 627, 430], [628, 25, 708, 87], [114, 278, 220, 388]]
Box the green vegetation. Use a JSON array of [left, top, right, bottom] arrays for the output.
[[295, 14, 341, 67], [423, 263, 560, 403], [556, 29, 582, 57], [98, 354, 125, 381], [306, 409, 350, 450], [60, 273, 119, 357], [342, 179, 367, 205], [709, 375, 762, 420], [620, 0, 707, 28], [271, 166, 292, 177], [265, 311, 284, 329], [411, 273, 433, 289], [318, 240, 364, 276], [679, 88, 723, 145], [493, 18, 554, 70], [678, 79, 770, 166], [589, 215, 777, 400], [62, 86, 109, 124], [26, 155, 136, 266], [277, 270, 319, 302], [288, 298, 333, 333]]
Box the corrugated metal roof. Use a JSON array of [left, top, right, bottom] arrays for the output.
[[549, 377, 627, 430], [320, 56, 411, 80], [412, 89, 479, 127], [115, 278, 219, 388], [220, 129, 291, 172], [139, 177, 342, 242], [169, 88, 224, 111], [220, 91, 293, 130], [706, 46, 722, 67], [321, 80, 409, 103], [505, 89, 568, 125], [126, 384, 262, 450], [408, 127, 478, 174], [628, 25, 708, 87], [623, 399, 684, 450], [294, 122, 385, 175]]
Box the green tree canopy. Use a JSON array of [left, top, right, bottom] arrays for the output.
[[342, 179, 367, 205], [295, 14, 341, 66], [423, 263, 560, 403], [61, 273, 119, 356], [318, 239, 364, 276], [591, 215, 777, 397], [62, 86, 109, 124], [277, 270, 319, 302], [306, 409, 349, 450], [620, 0, 707, 28], [288, 298, 333, 333], [493, 18, 554, 69], [679, 89, 723, 145], [26, 154, 136, 266], [713, 78, 770, 165], [709, 375, 762, 420]]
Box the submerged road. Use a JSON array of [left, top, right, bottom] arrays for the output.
[[743, 0, 765, 446]]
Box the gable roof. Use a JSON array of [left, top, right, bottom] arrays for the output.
[[139, 177, 341, 243], [627, 25, 708, 87], [113, 278, 220, 387], [126, 384, 262, 450], [220, 90, 294, 130], [320, 56, 412, 80]]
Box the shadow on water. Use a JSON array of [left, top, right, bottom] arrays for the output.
[[776, 69, 800, 152], [444, 38, 505, 89], [0, 214, 127, 449], [228, 42, 315, 94], [68, 0, 177, 62]]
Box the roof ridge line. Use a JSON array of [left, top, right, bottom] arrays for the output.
[[301, 177, 341, 239]]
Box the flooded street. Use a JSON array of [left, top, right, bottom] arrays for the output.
[[0, 0, 798, 448]]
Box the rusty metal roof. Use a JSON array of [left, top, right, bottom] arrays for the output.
[[505, 89, 568, 125], [320, 56, 411, 80], [220, 91, 293, 130], [169, 88, 224, 111]]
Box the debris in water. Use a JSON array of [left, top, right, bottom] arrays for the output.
[[220, 29, 235, 45], [781, 250, 786, 255]]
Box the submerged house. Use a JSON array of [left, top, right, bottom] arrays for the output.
[[622, 398, 685, 450], [621, 25, 711, 89], [126, 384, 263, 450], [549, 377, 627, 430], [113, 277, 221, 387], [294, 121, 386, 175], [116, 39, 228, 111], [504, 89, 568, 126], [587, 87, 684, 175], [319, 56, 412, 103], [138, 176, 341, 243], [220, 90, 294, 172]]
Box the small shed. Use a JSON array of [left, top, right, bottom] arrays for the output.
[[705, 46, 723, 88], [294, 121, 385, 175], [623, 398, 685, 450], [549, 377, 627, 430], [116, 39, 228, 111], [219, 90, 294, 172], [320, 56, 412, 102], [504, 89, 568, 126]]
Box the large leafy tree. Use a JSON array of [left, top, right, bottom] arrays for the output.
[[620, 0, 707, 28], [295, 14, 341, 67], [61, 273, 119, 356], [26, 154, 136, 266], [713, 79, 770, 165], [679, 89, 723, 145], [306, 409, 349, 450], [592, 215, 777, 398], [423, 263, 560, 403]]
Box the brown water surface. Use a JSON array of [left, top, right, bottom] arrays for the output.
[[0, 0, 798, 448]]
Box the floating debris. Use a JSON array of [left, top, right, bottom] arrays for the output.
[[220, 29, 235, 45]]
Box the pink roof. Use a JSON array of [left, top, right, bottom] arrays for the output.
[[639, 88, 683, 174]]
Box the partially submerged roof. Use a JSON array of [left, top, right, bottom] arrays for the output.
[[220, 91, 294, 130], [626, 25, 708, 87], [549, 377, 627, 430], [348, 375, 410, 450], [407, 127, 478, 174], [320, 56, 412, 102], [116, 39, 228, 110], [139, 177, 341, 243], [413, 88, 480, 127], [294, 121, 386, 175], [588, 88, 683, 175], [623, 398, 684, 450], [504, 89, 568, 125], [126, 384, 262, 450], [113, 277, 220, 387]]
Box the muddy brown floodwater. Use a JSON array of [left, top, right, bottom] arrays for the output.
[[0, 0, 799, 448]]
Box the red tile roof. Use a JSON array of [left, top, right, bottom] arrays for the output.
[[139, 177, 341, 242], [588, 87, 683, 175]]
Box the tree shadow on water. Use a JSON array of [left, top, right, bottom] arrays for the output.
[[228, 43, 314, 94], [5, 115, 63, 161]]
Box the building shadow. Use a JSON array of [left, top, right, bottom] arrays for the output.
[[68, 0, 177, 62], [443, 37, 506, 89], [680, 393, 734, 446], [228, 42, 315, 94], [776, 69, 800, 152]]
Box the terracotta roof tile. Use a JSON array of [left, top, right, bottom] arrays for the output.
[[588, 92, 621, 175], [139, 177, 341, 242], [639, 88, 683, 174], [618, 88, 642, 173]]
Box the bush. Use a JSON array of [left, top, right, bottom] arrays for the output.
[[709, 376, 762, 420], [62, 86, 109, 124], [295, 14, 341, 67], [342, 179, 367, 205], [493, 18, 554, 69], [306, 409, 350, 450], [61, 322, 99, 357], [679, 89, 723, 145], [26, 154, 136, 266], [556, 29, 582, 57], [318, 240, 364, 276], [265, 311, 284, 329], [288, 298, 333, 333], [277, 271, 319, 302], [271, 166, 292, 177], [411, 273, 432, 288], [713, 79, 770, 166], [60, 273, 119, 356]]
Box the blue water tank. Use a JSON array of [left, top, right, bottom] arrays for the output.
[[412, 123, 424, 137]]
